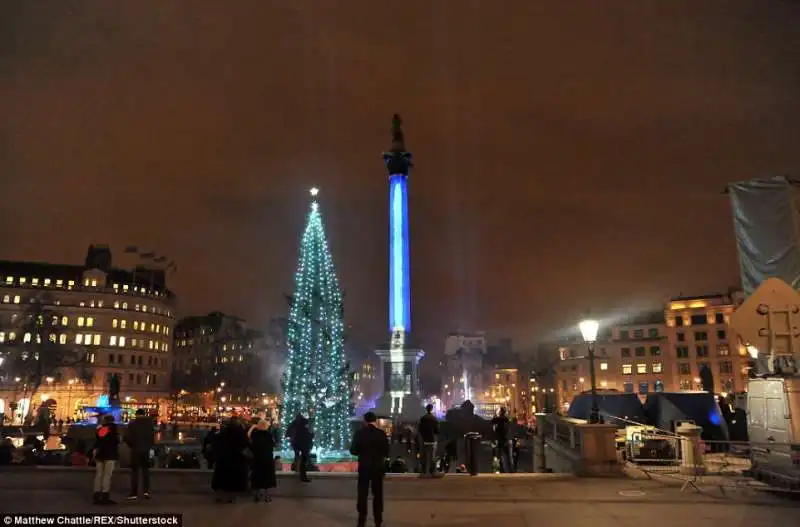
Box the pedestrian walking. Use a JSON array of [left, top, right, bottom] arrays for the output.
[[92, 414, 120, 505], [285, 414, 313, 482], [418, 404, 439, 477], [248, 419, 277, 502], [211, 416, 250, 503], [125, 408, 155, 500], [350, 412, 390, 527], [491, 408, 513, 473]]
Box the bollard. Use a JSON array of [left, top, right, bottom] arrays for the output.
[[676, 423, 705, 476], [464, 432, 481, 476]]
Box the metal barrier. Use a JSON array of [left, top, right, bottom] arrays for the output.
[[608, 413, 800, 494]]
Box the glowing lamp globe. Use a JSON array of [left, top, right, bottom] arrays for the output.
[[579, 319, 600, 343]]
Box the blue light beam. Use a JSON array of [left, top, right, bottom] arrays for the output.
[[389, 175, 410, 333]]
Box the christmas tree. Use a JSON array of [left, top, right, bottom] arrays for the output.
[[280, 188, 351, 457]]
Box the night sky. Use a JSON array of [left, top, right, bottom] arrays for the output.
[[1, 2, 798, 360]]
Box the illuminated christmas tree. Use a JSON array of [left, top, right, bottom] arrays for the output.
[[280, 188, 351, 456]]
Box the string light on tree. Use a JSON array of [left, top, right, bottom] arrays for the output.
[[280, 187, 351, 459]]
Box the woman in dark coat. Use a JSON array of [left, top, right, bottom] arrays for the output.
[[211, 416, 249, 503], [248, 419, 277, 502]]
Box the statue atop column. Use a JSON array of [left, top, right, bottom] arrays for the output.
[[384, 114, 413, 176], [391, 114, 405, 152]]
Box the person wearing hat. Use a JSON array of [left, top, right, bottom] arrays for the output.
[[349, 412, 390, 527]]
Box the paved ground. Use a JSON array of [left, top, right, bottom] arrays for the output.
[[0, 469, 798, 526]]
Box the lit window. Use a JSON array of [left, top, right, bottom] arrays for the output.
[[97, 300, 104, 307], [23, 333, 31, 343], [132, 339, 138, 347], [8, 332, 15, 341], [120, 320, 127, 329], [150, 323, 155, 332], [622, 364, 632, 375], [56, 279, 63, 287], [59, 334, 67, 344], [76, 334, 84, 345], [61, 316, 68, 326], [84, 279, 90, 286], [135, 304, 140, 312], [19, 277, 26, 284], [44, 278, 51, 286], [31, 278, 39, 286], [90, 279, 97, 287], [77, 317, 85, 327], [110, 336, 117, 346], [122, 302, 128, 309], [13, 295, 20, 304], [113, 319, 118, 328], [653, 363, 663, 373], [0, 332, 4, 343], [93, 334, 101, 345], [600, 362, 608, 371], [133, 321, 139, 330], [5, 276, 12, 284], [119, 336, 126, 347], [123, 284, 129, 291], [142, 305, 148, 313], [148, 340, 154, 350], [2, 295, 9, 303], [637, 363, 648, 374], [114, 301, 120, 309], [155, 324, 160, 333], [49, 334, 56, 343], [68, 280, 75, 289], [86, 317, 94, 327]]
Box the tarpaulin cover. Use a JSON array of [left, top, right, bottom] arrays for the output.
[[643, 392, 729, 441], [728, 176, 800, 295], [567, 392, 646, 426]]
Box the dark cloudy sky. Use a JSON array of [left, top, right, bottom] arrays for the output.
[[1, 1, 798, 357]]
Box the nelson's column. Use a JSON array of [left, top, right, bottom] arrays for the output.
[[374, 114, 426, 419]]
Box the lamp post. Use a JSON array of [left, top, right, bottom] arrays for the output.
[[579, 318, 601, 424]]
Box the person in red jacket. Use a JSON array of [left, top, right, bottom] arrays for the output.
[[93, 414, 120, 504]]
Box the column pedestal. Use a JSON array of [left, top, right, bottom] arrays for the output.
[[373, 344, 425, 421]]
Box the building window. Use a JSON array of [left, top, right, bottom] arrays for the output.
[[113, 319, 118, 329], [638, 382, 648, 394], [622, 364, 633, 375], [621, 348, 631, 357], [76, 334, 83, 345], [677, 332, 685, 342], [676, 346, 689, 358], [61, 316, 68, 326], [77, 317, 85, 327], [674, 316, 684, 327], [624, 382, 634, 393], [620, 330, 630, 340], [110, 336, 117, 346], [93, 334, 101, 345], [680, 379, 692, 390], [696, 345, 709, 357], [13, 295, 20, 304], [715, 313, 725, 324], [635, 347, 645, 357], [720, 361, 733, 374], [109, 354, 115, 364], [678, 363, 691, 375], [694, 331, 708, 341], [86, 317, 94, 327], [690, 314, 707, 326], [600, 362, 608, 371], [633, 329, 644, 339], [649, 346, 661, 356], [652, 362, 663, 373], [59, 334, 67, 344], [654, 380, 664, 392], [121, 320, 127, 329], [119, 336, 126, 347], [717, 330, 726, 340], [23, 333, 32, 343], [637, 363, 647, 374], [2, 295, 9, 303]]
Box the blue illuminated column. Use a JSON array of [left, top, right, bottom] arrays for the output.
[[389, 175, 411, 334], [374, 114, 425, 419]]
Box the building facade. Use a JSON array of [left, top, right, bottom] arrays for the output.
[[441, 332, 487, 408], [554, 292, 749, 411], [172, 312, 266, 413], [0, 245, 176, 423]]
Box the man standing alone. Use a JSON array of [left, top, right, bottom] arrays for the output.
[[125, 409, 154, 500], [350, 412, 389, 527], [418, 404, 439, 476]]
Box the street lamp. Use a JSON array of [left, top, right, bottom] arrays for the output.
[[579, 318, 601, 424]]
